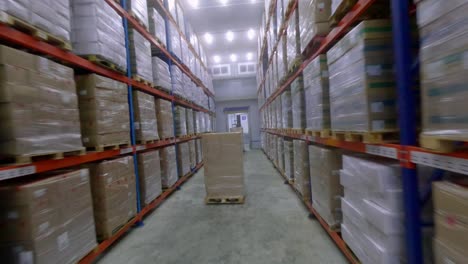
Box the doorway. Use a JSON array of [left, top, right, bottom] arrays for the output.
[[227, 112, 250, 150]]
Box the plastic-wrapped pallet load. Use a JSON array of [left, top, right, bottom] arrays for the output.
[[298, 0, 331, 54], [193, 111, 199, 134], [76, 74, 130, 148], [202, 133, 245, 199], [433, 181, 468, 262], [276, 97, 283, 129], [186, 108, 195, 135], [155, 99, 175, 139], [0, 169, 97, 264], [417, 1, 468, 144], [0, 46, 84, 158], [281, 88, 293, 128], [127, 0, 148, 28], [133, 91, 159, 142], [284, 139, 294, 181], [160, 145, 178, 188], [148, 8, 166, 47], [152, 57, 172, 90], [309, 145, 342, 228], [188, 139, 196, 169], [129, 28, 153, 83], [71, 0, 127, 71], [291, 75, 306, 129], [271, 135, 278, 166], [174, 106, 187, 137], [304, 55, 330, 131], [293, 140, 310, 202], [327, 20, 396, 133], [171, 65, 183, 97], [195, 138, 203, 163], [277, 136, 285, 173], [87, 156, 137, 240], [176, 142, 190, 177], [168, 23, 182, 59], [286, 9, 300, 71], [137, 150, 162, 206]]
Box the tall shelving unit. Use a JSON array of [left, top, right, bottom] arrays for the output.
[[258, 0, 467, 263], [0, 0, 215, 263]]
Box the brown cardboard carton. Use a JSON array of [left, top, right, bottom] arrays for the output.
[[188, 139, 196, 168], [160, 145, 178, 188], [155, 99, 175, 139], [133, 91, 159, 142], [202, 133, 245, 198], [433, 238, 468, 264], [293, 140, 310, 202], [176, 142, 190, 177], [137, 150, 162, 205]]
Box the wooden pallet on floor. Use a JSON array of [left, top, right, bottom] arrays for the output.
[[1, 148, 86, 165], [86, 142, 131, 152], [305, 129, 331, 138], [205, 196, 245, 205], [419, 134, 468, 153], [0, 11, 72, 51], [331, 130, 398, 144], [132, 75, 153, 87], [83, 55, 126, 74]]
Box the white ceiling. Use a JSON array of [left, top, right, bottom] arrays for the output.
[[182, 0, 265, 65]]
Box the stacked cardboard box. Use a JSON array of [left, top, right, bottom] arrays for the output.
[[0, 169, 97, 264], [174, 106, 187, 137], [76, 74, 130, 147], [148, 8, 166, 48], [151, 57, 172, 90], [286, 9, 300, 71], [277, 137, 285, 173], [155, 99, 174, 139], [298, 0, 331, 54], [133, 91, 159, 142], [137, 150, 162, 206], [171, 65, 183, 97], [327, 20, 396, 132], [293, 140, 310, 202], [128, 0, 149, 28], [186, 108, 195, 135], [291, 75, 306, 129], [281, 88, 293, 128], [71, 0, 127, 70], [176, 142, 190, 177], [304, 55, 330, 131], [87, 156, 136, 240], [188, 140, 196, 169], [202, 133, 245, 198], [309, 145, 342, 228], [0, 45, 84, 157], [433, 181, 468, 263], [168, 23, 182, 60], [195, 138, 203, 164], [160, 145, 178, 188], [284, 139, 294, 181], [129, 28, 153, 82]]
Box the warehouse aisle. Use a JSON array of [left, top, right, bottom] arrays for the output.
[[98, 150, 346, 264]]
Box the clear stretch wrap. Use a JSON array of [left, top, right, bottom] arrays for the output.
[[298, 0, 331, 54], [291, 75, 306, 129], [155, 99, 175, 139], [186, 108, 195, 135], [160, 145, 178, 188], [137, 150, 162, 205], [71, 0, 126, 70], [176, 3, 185, 36], [277, 136, 285, 172], [205, 113, 212, 132], [132, 91, 159, 142], [152, 57, 172, 90], [76, 74, 130, 147], [418, 1, 468, 138], [286, 9, 300, 71], [276, 97, 283, 129], [202, 133, 245, 198], [0, 169, 97, 264], [188, 139, 196, 169], [309, 145, 342, 227], [87, 156, 136, 240], [168, 23, 182, 59], [176, 142, 190, 177], [293, 140, 310, 202], [284, 139, 294, 181], [281, 87, 293, 128], [272, 135, 278, 166], [271, 100, 277, 129], [304, 55, 330, 130], [327, 20, 397, 132], [148, 8, 166, 46], [128, 0, 148, 28], [277, 35, 285, 82], [170, 65, 183, 97], [182, 74, 191, 100], [174, 106, 187, 137], [196, 138, 202, 164], [129, 28, 153, 82], [0, 46, 83, 157]]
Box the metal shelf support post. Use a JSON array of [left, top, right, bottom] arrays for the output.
[[391, 0, 422, 263]]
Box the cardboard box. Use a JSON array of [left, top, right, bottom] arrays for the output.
[[202, 133, 245, 198], [155, 99, 175, 139], [137, 150, 162, 205], [188, 139, 196, 169], [133, 91, 159, 142], [176, 142, 190, 177], [284, 139, 294, 181], [160, 145, 178, 188], [174, 106, 187, 137], [433, 238, 468, 264], [293, 140, 310, 202], [195, 138, 203, 164]]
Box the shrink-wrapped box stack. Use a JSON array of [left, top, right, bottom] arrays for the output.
[[174, 106, 187, 137], [275, 97, 282, 129], [202, 133, 245, 199], [137, 150, 162, 206], [417, 1, 468, 143], [129, 28, 153, 82], [327, 20, 396, 133], [0, 46, 84, 157], [128, 0, 148, 28], [160, 145, 178, 188], [148, 8, 166, 48], [293, 140, 310, 202], [87, 156, 136, 240], [0, 169, 97, 264], [155, 99, 175, 139], [133, 91, 159, 142], [309, 145, 342, 228], [176, 142, 190, 177], [298, 0, 331, 54], [277, 136, 285, 173], [168, 23, 182, 59], [76, 74, 130, 147], [71, 0, 127, 71], [186, 108, 195, 135], [281, 88, 293, 128], [152, 57, 172, 90], [304, 55, 330, 131], [188, 140, 196, 169], [286, 9, 300, 71], [195, 138, 202, 164], [291, 76, 306, 129], [284, 139, 294, 181], [171, 65, 183, 97]]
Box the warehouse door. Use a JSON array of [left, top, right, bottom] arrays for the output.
[[227, 112, 250, 150]]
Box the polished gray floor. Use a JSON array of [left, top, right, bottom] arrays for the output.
[[97, 150, 347, 264]]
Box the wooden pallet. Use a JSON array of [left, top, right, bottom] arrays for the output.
[[160, 136, 176, 141], [329, 0, 358, 27], [0, 11, 72, 51], [286, 128, 304, 135], [305, 129, 331, 138], [97, 215, 135, 242], [136, 139, 156, 145], [83, 55, 126, 73], [331, 130, 398, 144], [205, 196, 245, 205], [154, 86, 172, 94], [287, 56, 303, 74], [132, 75, 153, 87], [2, 148, 86, 165], [87, 142, 131, 152], [419, 134, 468, 153]]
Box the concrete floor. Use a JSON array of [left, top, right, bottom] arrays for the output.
[[97, 150, 347, 264]]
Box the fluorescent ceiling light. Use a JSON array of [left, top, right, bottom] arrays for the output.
[[189, 0, 199, 8], [213, 55, 221, 63], [204, 33, 213, 44], [230, 54, 237, 62], [226, 31, 234, 42], [246, 52, 253, 60], [247, 28, 255, 40], [219, 0, 229, 5]]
